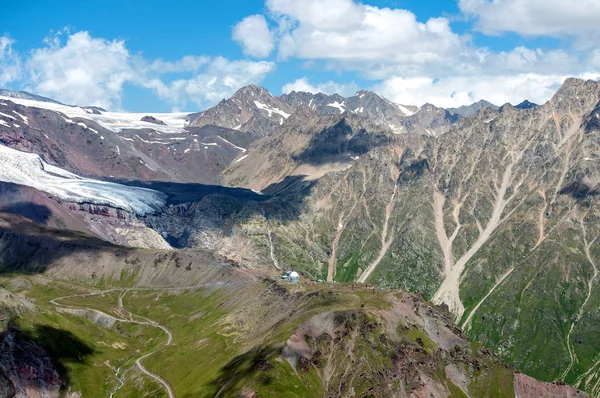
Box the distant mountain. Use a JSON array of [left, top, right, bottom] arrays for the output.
[[191, 86, 458, 138], [515, 99, 538, 109], [447, 99, 499, 118], [186, 85, 295, 137], [0, 89, 65, 105]]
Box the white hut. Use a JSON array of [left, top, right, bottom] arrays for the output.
[[289, 271, 300, 283]]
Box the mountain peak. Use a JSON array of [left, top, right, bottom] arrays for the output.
[[514, 99, 538, 109], [232, 84, 273, 99]]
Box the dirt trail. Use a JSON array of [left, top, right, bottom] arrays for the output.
[[461, 267, 514, 330], [560, 221, 598, 382], [51, 289, 175, 397], [358, 183, 398, 283], [49, 281, 239, 398]]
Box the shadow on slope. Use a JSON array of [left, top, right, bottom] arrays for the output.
[[1, 320, 95, 387], [291, 118, 392, 165], [202, 345, 280, 397], [0, 211, 130, 275], [0, 202, 52, 225], [559, 181, 599, 203]]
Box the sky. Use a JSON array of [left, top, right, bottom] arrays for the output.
[[1, 0, 600, 112]]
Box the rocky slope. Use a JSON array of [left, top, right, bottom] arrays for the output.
[[0, 95, 250, 185]]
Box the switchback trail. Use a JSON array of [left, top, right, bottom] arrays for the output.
[[48, 280, 245, 397]]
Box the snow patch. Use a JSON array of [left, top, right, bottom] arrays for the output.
[[135, 135, 170, 145], [13, 111, 29, 125], [0, 120, 9, 127], [217, 136, 246, 152], [327, 101, 346, 114], [253, 101, 291, 119], [397, 104, 414, 116], [234, 154, 249, 163], [0, 112, 17, 120], [0, 95, 190, 134], [0, 144, 166, 215]]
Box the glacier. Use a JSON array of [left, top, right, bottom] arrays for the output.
[[0, 144, 167, 215]]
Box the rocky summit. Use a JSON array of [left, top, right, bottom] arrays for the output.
[[0, 78, 598, 397]]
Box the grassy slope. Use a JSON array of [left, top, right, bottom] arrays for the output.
[[1, 273, 517, 397]]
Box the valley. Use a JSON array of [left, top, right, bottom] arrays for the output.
[[0, 78, 598, 396]]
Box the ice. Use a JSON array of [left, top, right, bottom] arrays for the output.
[[0, 144, 166, 215]]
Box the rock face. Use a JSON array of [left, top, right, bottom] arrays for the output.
[[187, 85, 295, 136], [140, 115, 167, 125], [515, 99, 538, 109], [447, 99, 499, 118], [0, 98, 251, 185]]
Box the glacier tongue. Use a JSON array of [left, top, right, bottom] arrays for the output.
[[0, 144, 167, 215]]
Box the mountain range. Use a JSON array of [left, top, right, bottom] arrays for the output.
[[0, 79, 598, 397]]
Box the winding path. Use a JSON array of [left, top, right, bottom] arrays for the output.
[[47, 278, 251, 396], [50, 288, 175, 397]]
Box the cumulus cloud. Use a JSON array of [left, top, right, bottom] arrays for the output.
[[0, 36, 22, 86], [282, 77, 358, 96], [146, 55, 211, 74], [267, 0, 463, 68], [145, 57, 275, 108], [4, 30, 275, 111], [233, 15, 275, 58], [226, 0, 600, 107], [459, 0, 600, 40], [26, 31, 133, 109]]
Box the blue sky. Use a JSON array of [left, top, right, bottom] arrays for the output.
[[1, 0, 599, 112]]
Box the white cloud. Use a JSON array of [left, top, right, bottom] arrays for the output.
[[375, 74, 570, 108], [26, 31, 133, 109], [267, 0, 463, 68], [250, 0, 600, 107], [282, 77, 358, 96], [459, 0, 600, 40], [146, 55, 211, 73], [144, 57, 276, 108], [5, 30, 275, 111], [233, 15, 275, 58], [0, 36, 22, 86]]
